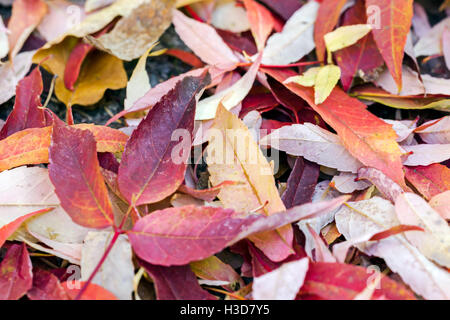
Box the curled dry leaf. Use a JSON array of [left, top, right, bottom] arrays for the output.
[[33, 38, 127, 107]]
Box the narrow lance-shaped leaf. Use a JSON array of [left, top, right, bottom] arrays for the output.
[[243, 0, 274, 51], [366, 0, 414, 91], [49, 121, 115, 228], [314, 0, 347, 62], [118, 72, 211, 206], [128, 197, 348, 266]]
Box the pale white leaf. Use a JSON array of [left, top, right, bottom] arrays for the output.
[[261, 1, 319, 65], [81, 231, 134, 300], [252, 258, 309, 300], [331, 172, 371, 194], [335, 197, 450, 300], [172, 9, 239, 66], [395, 193, 450, 268], [211, 0, 250, 33], [402, 144, 450, 166], [415, 116, 450, 144], [260, 123, 363, 173]]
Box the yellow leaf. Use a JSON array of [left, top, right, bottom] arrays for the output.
[[206, 104, 294, 262], [284, 67, 321, 87], [37, 0, 175, 61], [324, 24, 372, 63], [314, 64, 341, 104], [33, 37, 127, 107], [176, 0, 208, 8]]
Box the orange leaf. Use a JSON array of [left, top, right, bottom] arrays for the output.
[[314, 0, 347, 62], [404, 164, 450, 200], [263, 67, 407, 189], [243, 0, 274, 51], [0, 125, 128, 173], [366, 0, 414, 91], [61, 281, 117, 300]]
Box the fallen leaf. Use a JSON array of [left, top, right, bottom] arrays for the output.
[[314, 0, 347, 62], [195, 53, 261, 120], [33, 39, 127, 107], [172, 9, 239, 66], [0, 243, 32, 300], [243, 0, 274, 51], [429, 191, 450, 220], [404, 164, 450, 200], [49, 121, 115, 228], [61, 281, 118, 300], [128, 197, 348, 266], [190, 256, 243, 291], [298, 262, 416, 300], [0, 124, 128, 172], [0, 50, 35, 105], [206, 104, 293, 261], [331, 172, 371, 194], [118, 72, 210, 206], [8, 0, 47, 59], [402, 144, 450, 166], [335, 197, 450, 300], [252, 258, 309, 300], [81, 231, 134, 300], [334, 0, 384, 91], [0, 66, 46, 139], [263, 68, 407, 189], [27, 269, 70, 300], [314, 64, 341, 104], [357, 167, 404, 202], [395, 193, 450, 268], [366, 0, 414, 91], [262, 1, 319, 65], [415, 116, 450, 144], [414, 17, 450, 57], [260, 123, 363, 173], [140, 261, 216, 300], [282, 157, 319, 209]]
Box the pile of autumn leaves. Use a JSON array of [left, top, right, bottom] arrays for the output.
[[0, 0, 449, 300]]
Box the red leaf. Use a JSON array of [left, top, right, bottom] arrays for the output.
[[61, 281, 118, 300], [334, 0, 384, 91], [27, 269, 70, 300], [0, 66, 46, 139], [314, 0, 347, 62], [139, 261, 216, 300], [259, 0, 302, 21], [366, 0, 414, 91], [263, 67, 407, 189], [282, 157, 319, 209], [165, 48, 204, 68], [298, 262, 416, 300], [0, 208, 53, 248], [216, 29, 258, 56], [0, 243, 33, 300], [49, 121, 115, 228], [128, 197, 348, 266], [64, 42, 94, 91], [117, 72, 211, 206], [369, 225, 425, 241], [404, 164, 450, 200], [243, 0, 274, 50]]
